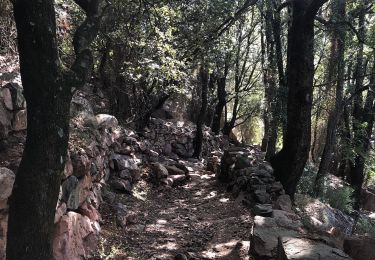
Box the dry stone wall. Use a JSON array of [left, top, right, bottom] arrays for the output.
[[216, 148, 353, 260]]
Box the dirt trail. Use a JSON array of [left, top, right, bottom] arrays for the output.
[[97, 165, 253, 260]]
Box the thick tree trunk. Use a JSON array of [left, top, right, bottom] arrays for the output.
[[270, 0, 327, 199], [7, 1, 70, 259], [314, 0, 346, 195], [193, 66, 209, 158], [7, 0, 100, 258]]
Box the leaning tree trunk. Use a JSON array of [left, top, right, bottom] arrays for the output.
[[270, 0, 327, 199], [7, 0, 100, 259], [314, 0, 346, 195], [193, 66, 209, 158]]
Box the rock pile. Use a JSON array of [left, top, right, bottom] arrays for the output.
[[0, 82, 27, 139], [142, 118, 229, 158], [53, 113, 124, 259], [218, 147, 288, 216], [149, 162, 192, 188], [217, 147, 352, 259]]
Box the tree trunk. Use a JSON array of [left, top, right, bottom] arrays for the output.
[[270, 0, 327, 199], [7, 1, 69, 258], [212, 76, 227, 135], [314, 0, 346, 195], [193, 66, 209, 158], [347, 2, 370, 209], [7, 0, 100, 258]]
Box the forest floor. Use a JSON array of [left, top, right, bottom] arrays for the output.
[[96, 164, 253, 260]]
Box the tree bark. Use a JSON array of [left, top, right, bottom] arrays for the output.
[[270, 0, 327, 199], [212, 60, 228, 135], [7, 0, 100, 259]]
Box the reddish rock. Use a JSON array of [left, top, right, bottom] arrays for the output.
[[77, 202, 101, 222], [79, 175, 93, 206], [53, 212, 96, 260], [54, 202, 67, 224]]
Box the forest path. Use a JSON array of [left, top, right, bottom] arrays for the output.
[[97, 165, 253, 260]]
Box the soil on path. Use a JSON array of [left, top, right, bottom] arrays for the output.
[[96, 166, 253, 260]]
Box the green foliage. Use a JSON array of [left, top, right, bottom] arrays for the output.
[[325, 186, 354, 213], [355, 218, 375, 237], [297, 164, 354, 213]]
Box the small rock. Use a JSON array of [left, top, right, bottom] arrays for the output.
[[165, 165, 185, 176], [151, 163, 169, 180], [253, 204, 273, 217]]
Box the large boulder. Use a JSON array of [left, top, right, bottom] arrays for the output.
[[251, 216, 299, 259], [277, 236, 352, 260]]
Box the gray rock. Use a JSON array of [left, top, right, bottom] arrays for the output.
[[251, 216, 298, 259], [119, 170, 132, 181], [70, 94, 93, 117], [4, 83, 26, 111], [114, 203, 128, 227], [96, 114, 118, 129], [111, 154, 138, 171], [235, 156, 253, 169], [272, 210, 303, 231], [254, 189, 271, 204], [61, 176, 80, 210], [0, 102, 11, 138], [151, 163, 169, 180], [0, 167, 15, 200], [274, 195, 292, 212], [110, 178, 132, 193], [253, 204, 273, 217]]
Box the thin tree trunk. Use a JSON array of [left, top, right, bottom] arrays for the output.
[[193, 66, 209, 158], [314, 0, 346, 195]]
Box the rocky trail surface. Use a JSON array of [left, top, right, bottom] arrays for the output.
[[96, 162, 252, 260]]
